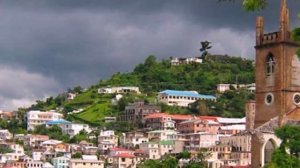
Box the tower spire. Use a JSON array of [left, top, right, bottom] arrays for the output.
[[280, 0, 290, 40]]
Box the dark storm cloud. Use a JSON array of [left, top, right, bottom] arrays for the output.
[[0, 0, 299, 110]]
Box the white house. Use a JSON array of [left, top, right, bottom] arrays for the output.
[[26, 111, 63, 130], [98, 86, 140, 94], [60, 123, 91, 137], [158, 90, 216, 107], [98, 130, 118, 152], [148, 130, 177, 141], [52, 156, 70, 168], [217, 83, 256, 93], [69, 155, 104, 168], [171, 57, 203, 66], [121, 131, 148, 148]]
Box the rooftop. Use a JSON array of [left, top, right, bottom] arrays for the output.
[[159, 90, 216, 99], [113, 153, 135, 158], [144, 113, 193, 120], [217, 117, 246, 124], [45, 119, 71, 125], [82, 155, 98, 160]]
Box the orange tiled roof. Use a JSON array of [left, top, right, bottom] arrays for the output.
[[113, 153, 135, 158], [1, 112, 14, 117], [198, 116, 218, 122], [171, 114, 193, 120], [144, 113, 193, 120]]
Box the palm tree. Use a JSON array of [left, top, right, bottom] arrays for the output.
[[200, 41, 212, 61]]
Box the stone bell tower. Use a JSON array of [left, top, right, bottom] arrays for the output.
[[254, 0, 300, 128]]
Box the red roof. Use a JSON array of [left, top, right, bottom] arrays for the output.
[[198, 116, 218, 122], [144, 113, 193, 120], [109, 147, 130, 151], [113, 153, 135, 158], [171, 114, 193, 120]]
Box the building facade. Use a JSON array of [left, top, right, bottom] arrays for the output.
[[158, 90, 216, 107], [26, 111, 63, 130], [119, 100, 161, 123]]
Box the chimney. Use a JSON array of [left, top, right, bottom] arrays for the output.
[[256, 16, 264, 45], [245, 100, 255, 130]]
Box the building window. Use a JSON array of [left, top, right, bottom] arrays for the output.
[[293, 93, 300, 105], [122, 158, 126, 162], [266, 54, 275, 76]]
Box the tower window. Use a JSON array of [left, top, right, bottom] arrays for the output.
[[266, 54, 275, 76], [265, 93, 274, 105], [293, 93, 300, 105]]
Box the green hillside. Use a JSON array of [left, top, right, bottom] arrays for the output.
[[28, 54, 255, 126]]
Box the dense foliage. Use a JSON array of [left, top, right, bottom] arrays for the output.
[[138, 149, 211, 168], [33, 125, 71, 143], [25, 54, 255, 126], [100, 55, 254, 94]]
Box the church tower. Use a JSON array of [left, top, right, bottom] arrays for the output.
[[254, 0, 300, 128]]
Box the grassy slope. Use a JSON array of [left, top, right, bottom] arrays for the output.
[[30, 55, 255, 124]]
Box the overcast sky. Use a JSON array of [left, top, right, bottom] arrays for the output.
[[0, 0, 299, 110]]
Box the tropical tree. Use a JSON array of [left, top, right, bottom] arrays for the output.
[[265, 125, 300, 168], [200, 41, 212, 61]]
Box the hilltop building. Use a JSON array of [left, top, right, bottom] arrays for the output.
[[217, 83, 255, 93], [170, 57, 203, 65], [250, 1, 300, 167], [98, 86, 140, 94], [26, 111, 63, 131], [119, 100, 161, 124], [157, 90, 216, 107]]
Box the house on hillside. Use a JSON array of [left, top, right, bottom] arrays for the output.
[[26, 111, 63, 130], [157, 90, 216, 107], [217, 83, 256, 93], [98, 86, 140, 94], [119, 100, 161, 124], [170, 57, 203, 66]]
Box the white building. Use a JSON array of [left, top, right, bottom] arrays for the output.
[[60, 123, 91, 137], [69, 155, 104, 168], [98, 130, 118, 152], [180, 133, 219, 151], [67, 93, 77, 100], [121, 131, 148, 148], [140, 142, 160, 160], [52, 156, 70, 168], [0, 129, 12, 140], [98, 86, 140, 94], [140, 140, 175, 160], [26, 111, 63, 130], [148, 130, 177, 141], [158, 90, 216, 107], [171, 57, 203, 66], [217, 83, 256, 93]]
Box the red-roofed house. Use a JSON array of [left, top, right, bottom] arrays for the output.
[[0, 111, 14, 120], [112, 152, 136, 168], [143, 113, 193, 130], [178, 118, 220, 134], [107, 147, 135, 164]]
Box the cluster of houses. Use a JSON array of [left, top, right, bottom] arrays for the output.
[[0, 86, 256, 168], [0, 101, 254, 168]]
